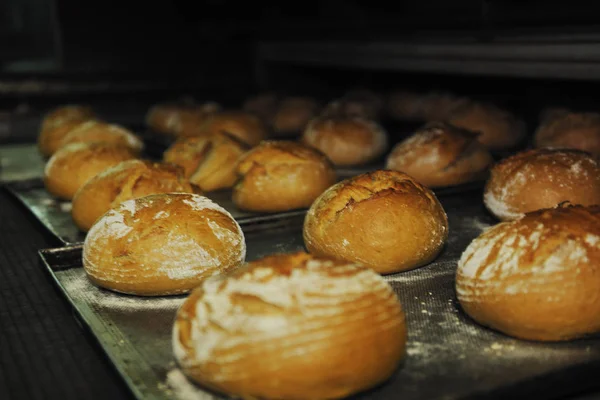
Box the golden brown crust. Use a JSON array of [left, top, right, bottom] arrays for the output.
[[146, 102, 221, 137], [447, 101, 526, 150], [456, 204, 600, 341], [304, 170, 448, 274], [232, 141, 337, 212], [38, 105, 96, 157], [83, 193, 246, 296], [301, 115, 388, 166], [271, 97, 319, 137], [44, 142, 138, 200], [386, 122, 493, 188], [173, 251, 406, 399], [534, 111, 600, 155], [163, 132, 249, 191], [483, 148, 600, 221], [58, 120, 143, 152], [71, 160, 194, 232], [199, 111, 268, 146]]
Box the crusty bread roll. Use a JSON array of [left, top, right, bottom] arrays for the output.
[[386, 91, 427, 121], [302, 115, 388, 166], [83, 193, 245, 296], [232, 141, 336, 212], [386, 91, 468, 122], [534, 111, 600, 155], [447, 101, 526, 150], [38, 105, 96, 157], [386, 122, 493, 188], [456, 203, 600, 341], [484, 148, 600, 221], [44, 142, 138, 200], [173, 251, 406, 399], [146, 101, 221, 137], [538, 107, 571, 125], [304, 170, 448, 274], [324, 90, 384, 120], [271, 97, 319, 137], [72, 160, 194, 232], [242, 92, 280, 122], [163, 132, 249, 191], [200, 111, 268, 146], [59, 120, 144, 153]]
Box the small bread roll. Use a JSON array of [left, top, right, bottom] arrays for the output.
[[146, 101, 221, 137], [386, 122, 493, 188], [72, 160, 194, 232], [44, 142, 138, 200], [200, 111, 268, 146], [59, 120, 144, 153], [483, 148, 600, 221], [386, 91, 428, 121], [83, 193, 246, 296], [456, 204, 600, 341], [242, 92, 280, 122], [271, 97, 319, 137], [302, 116, 388, 166], [447, 101, 526, 150], [324, 90, 384, 120], [304, 170, 448, 274], [538, 107, 571, 125], [534, 111, 600, 155], [163, 132, 249, 191], [232, 141, 336, 212], [38, 105, 95, 157], [173, 252, 406, 399]]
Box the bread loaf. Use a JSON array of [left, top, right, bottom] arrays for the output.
[[232, 141, 336, 212], [304, 170, 448, 274], [200, 111, 267, 146], [534, 111, 600, 155], [484, 148, 600, 221], [302, 115, 388, 166], [173, 251, 406, 399], [44, 142, 138, 200], [386, 122, 493, 188], [59, 120, 143, 153], [271, 97, 319, 137], [38, 105, 95, 157], [146, 101, 221, 137], [83, 193, 245, 296], [456, 204, 600, 341], [72, 160, 194, 232]]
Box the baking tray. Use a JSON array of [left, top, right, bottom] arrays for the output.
[[38, 195, 600, 400], [4, 178, 307, 245]]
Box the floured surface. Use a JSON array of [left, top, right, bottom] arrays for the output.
[[39, 194, 600, 400]]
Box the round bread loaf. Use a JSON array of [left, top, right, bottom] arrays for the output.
[[386, 122, 493, 188], [302, 115, 388, 166], [146, 101, 221, 137], [242, 92, 280, 122], [271, 97, 319, 137], [59, 120, 143, 152], [324, 90, 384, 120], [538, 107, 571, 125], [200, 111, 267, 146], [447, 101, 526, 150], [72, 160, 194, 232], [483, 148, 600, 221], [232, 141, 336, 212], [419, 92, 470, 122], [386, 91, 427, 121], [304, 170, 448, 274], [38, 105, 96, 157], [44, 142, 138, 200], [534, 111, 600, 155], [173, 251, 406, 399], [83, 193, 245, 296], [163, 132, 249, 191], [456, 204, 600, 341]]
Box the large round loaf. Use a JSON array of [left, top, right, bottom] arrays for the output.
[[173, 251, 406, 399], [72, 160, 194, 232], [483, 148, 600, 221], [83, 193, 246, 296], [232, 141, 337, 212], [44, 142, 138, 200], [456, 204, 600, 341], [304, 170, 448, 274], [59, 120, 143, 152], [386, 122, 493, 188], [534, 111, 600, 155], [38, 105, 96, 157], [302, 115, 388, 166]]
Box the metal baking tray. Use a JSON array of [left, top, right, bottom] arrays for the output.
[[38, 195, 600, 400], [4, 178, 306, 245]]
